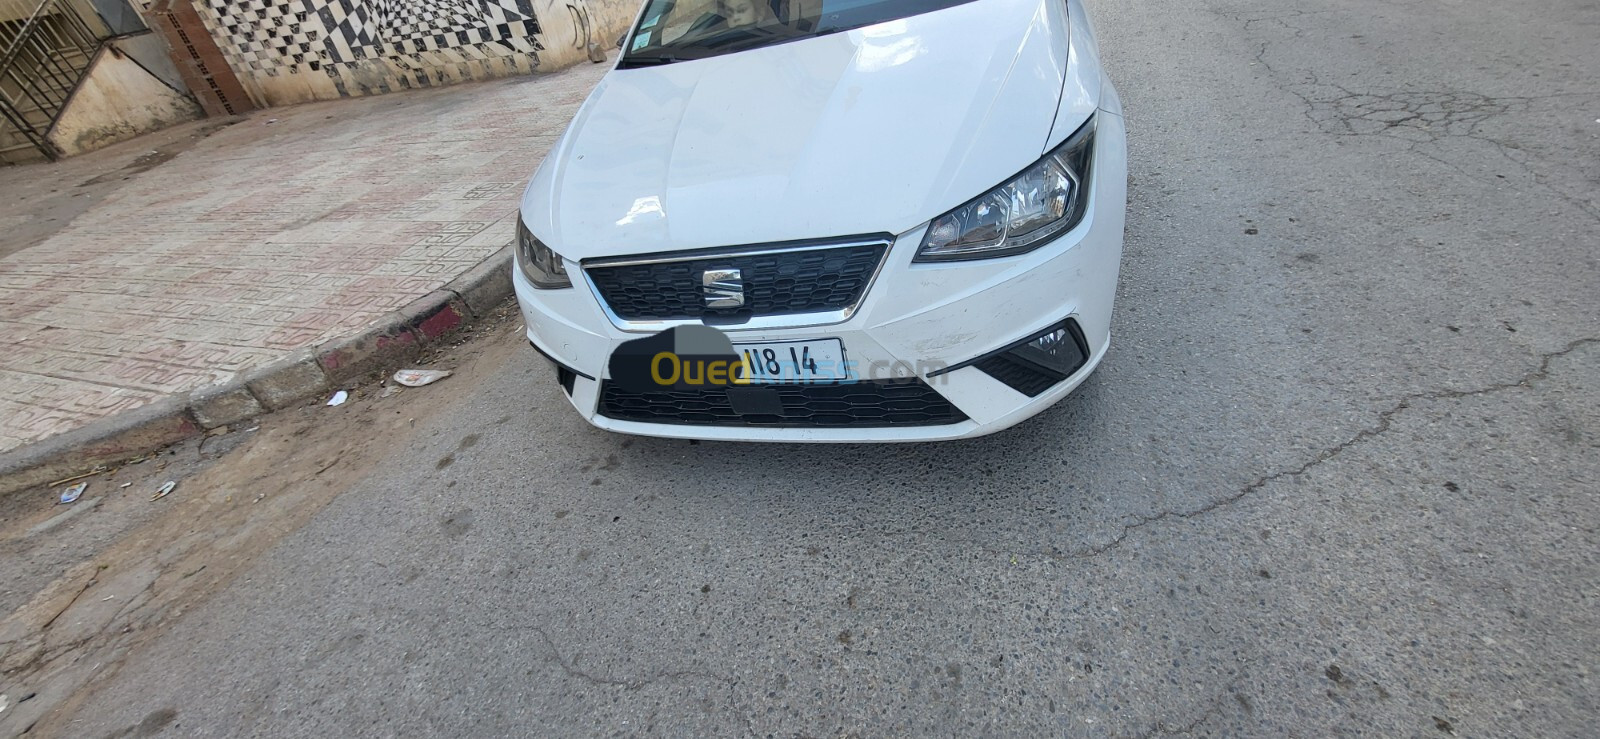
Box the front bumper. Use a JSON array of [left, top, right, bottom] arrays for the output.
[[515, 111, 1127, 442]]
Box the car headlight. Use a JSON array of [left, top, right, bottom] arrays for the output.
[[915, 115, 1096, 262], [516, 214, 572, 289]]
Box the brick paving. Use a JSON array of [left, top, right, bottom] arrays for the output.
[[0, 62, 609, 453]]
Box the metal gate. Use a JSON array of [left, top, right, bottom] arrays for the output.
[[0, 0, 135, 162]]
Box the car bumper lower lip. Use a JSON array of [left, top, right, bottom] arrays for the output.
[[546, 339, 1109, 442], [514, 110, 1127, 442]]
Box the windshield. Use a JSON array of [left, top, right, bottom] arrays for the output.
[[620, 0, 977, 66]]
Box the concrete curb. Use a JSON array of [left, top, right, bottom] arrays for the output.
[[0, 246, 515, 497]]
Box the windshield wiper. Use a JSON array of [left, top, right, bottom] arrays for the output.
[[620, 25, 809, 68], [618, 52, 681, 68]]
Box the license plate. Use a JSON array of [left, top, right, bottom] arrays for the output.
[[733, 339, 848, 384]]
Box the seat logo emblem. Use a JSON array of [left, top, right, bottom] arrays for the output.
[[702, 268, 744, 308]]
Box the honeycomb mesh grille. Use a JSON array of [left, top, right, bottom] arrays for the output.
[[598, 380, 967, 428], [585, 243, 887, 321], [973, 355, 1063, 397]]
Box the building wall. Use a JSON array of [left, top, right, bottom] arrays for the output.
[[177, 0, 638, 107], [46, 38, 204, 155], [110, 30, 189, 92], [528, 0, 638, 66]]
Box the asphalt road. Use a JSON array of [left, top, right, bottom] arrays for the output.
[[41, 0, 1600, 735]]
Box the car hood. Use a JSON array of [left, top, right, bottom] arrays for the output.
[[523, 0, 1079, 259]]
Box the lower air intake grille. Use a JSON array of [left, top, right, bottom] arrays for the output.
[[598, 379, 966, 428], [972, 354, 1065, 397]]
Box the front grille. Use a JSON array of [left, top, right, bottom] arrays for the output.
[[598, 379, 967, 428], [585, 241, 888, 321]]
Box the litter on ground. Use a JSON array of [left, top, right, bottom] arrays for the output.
[[59, 482, 86, 504], [393, 369, 452, 387]]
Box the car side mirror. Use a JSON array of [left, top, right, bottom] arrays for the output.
[[616, 34, 627, 49]]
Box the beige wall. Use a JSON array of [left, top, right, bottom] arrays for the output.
[[531, 0, 641, 67], [46, 43, 202, 156]]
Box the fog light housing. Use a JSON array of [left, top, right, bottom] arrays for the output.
[[962, 319, 1090, 397]]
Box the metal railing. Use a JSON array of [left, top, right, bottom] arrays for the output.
[[1, 0, 115, 161]]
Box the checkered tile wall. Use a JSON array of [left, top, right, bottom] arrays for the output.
[[197, 0, 544, 92]]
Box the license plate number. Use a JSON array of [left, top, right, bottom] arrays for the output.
[[734, 339, 847, 384]]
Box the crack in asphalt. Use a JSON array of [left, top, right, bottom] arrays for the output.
[[36, 577, 96, 633], [1140, 687, 1233, 737], [530, 625, 735, 691], [1061, 337, 1599, 561], [1235, 14, 1600, 223], [1214, 6, 1333, 38], [0, 572, 164, 687]]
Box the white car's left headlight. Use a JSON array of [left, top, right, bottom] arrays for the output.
[[516, 214, 572, 289], [915, 115, 1096, 262]]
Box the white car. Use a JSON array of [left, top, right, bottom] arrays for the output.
[[514, 0, 1127, 442]]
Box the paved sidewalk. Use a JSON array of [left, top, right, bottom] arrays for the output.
[[0, 62, 608, 455]]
